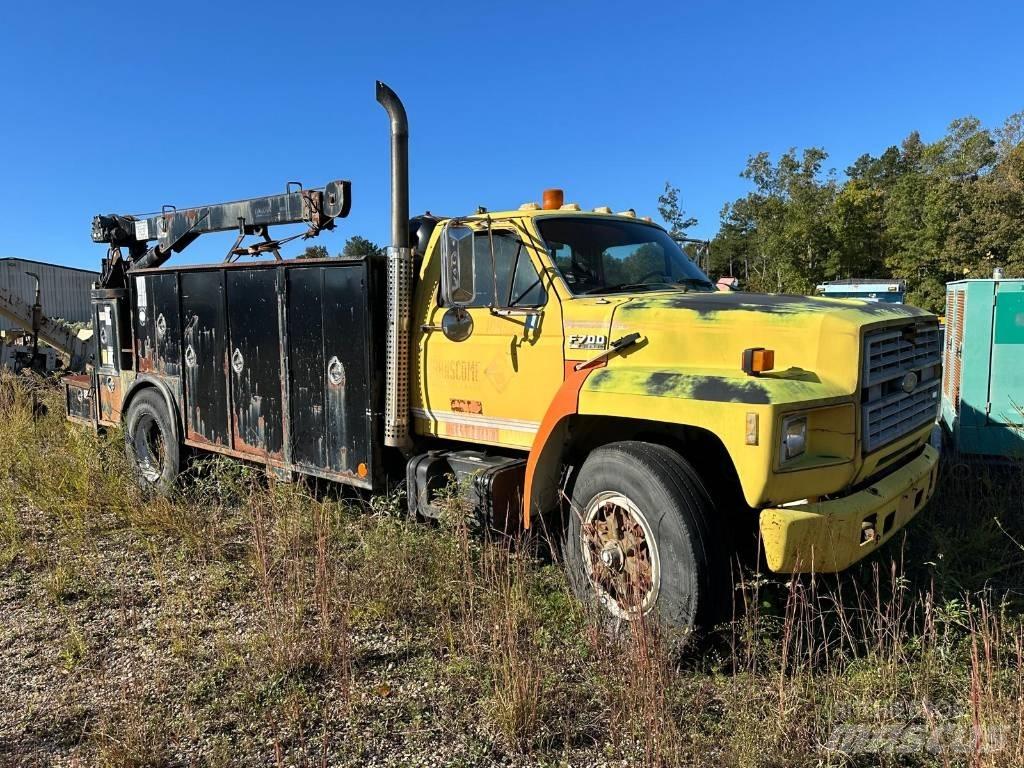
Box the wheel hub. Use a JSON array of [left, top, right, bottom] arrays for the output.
[[600, 542, 625, 572], [580, 491, 660, 619]]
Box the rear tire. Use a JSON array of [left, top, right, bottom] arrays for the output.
[[564, 441, 724, 635], [124, 388, 180, 494]]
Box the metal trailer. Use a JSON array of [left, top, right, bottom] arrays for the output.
[[816, 279, 906, 304], [941, 278, 1024, 457]]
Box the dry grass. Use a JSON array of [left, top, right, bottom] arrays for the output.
[[1, 372, 1023, 767]]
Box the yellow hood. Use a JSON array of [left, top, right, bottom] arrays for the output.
[[570, 290, 934, 404]]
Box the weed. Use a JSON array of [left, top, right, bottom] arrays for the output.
[[3, 374, 1024, 766], [59, 612, 88, 669]]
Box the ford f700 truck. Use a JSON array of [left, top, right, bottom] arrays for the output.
[[65, 83, 941, 631]]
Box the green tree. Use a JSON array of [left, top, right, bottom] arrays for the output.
[[342, 235, 384, 259], [707, 109, 1024, 312], [298, 244, 328, 259], [657, 182, 698, 239]]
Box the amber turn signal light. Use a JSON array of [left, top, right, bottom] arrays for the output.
[[542, 188, 564, 210], [742, 347, 775, 376]]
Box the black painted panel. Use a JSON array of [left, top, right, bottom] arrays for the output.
[[287, 267, 327, 469], [181, 271, 229, 445], [286, 262, 373, 478], [323, 265, 371, 475], [135, 273, 182, 377], [226, 269, 284, 458], [152, 272, 181, 375]]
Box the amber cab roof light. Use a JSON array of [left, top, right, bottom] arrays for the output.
[[542, 188, 564, 210], [742, 347, 775, 376]]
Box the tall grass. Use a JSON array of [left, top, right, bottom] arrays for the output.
[[2, 371, 1023, 767]]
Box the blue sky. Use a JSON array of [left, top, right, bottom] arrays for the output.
[[2, 1, 1022, 271]]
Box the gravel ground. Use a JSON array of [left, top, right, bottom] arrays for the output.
[[0, 502, 624, 768]]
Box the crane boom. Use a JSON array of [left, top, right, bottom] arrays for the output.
[[91, 179, 352, 275]]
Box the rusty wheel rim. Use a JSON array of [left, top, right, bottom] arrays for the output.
[[133, 414, 165, 484], [580, 491, 660, 619]]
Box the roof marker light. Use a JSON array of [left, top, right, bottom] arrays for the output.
[[542, 188, 564, 210]]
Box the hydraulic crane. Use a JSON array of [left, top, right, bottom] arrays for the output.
[[91, 179, 352, 289]]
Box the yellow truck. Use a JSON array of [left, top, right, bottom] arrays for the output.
[[67, 82, 941, 632]]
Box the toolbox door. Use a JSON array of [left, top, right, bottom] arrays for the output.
[[134, 273, 181, 377], [181, 271, 230, 446], [286, 262, 375, 483], [226, 269, 285, 460]]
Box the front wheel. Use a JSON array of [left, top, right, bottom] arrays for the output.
[[124, 388, 181, 493], [564, 441, 723, 633]]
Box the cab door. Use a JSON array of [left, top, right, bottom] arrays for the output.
[[411, 223, 564, 450]]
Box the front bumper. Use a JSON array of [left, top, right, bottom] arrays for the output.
[[759, 443, 940, 573]]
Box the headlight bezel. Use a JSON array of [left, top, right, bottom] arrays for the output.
[[780, 414, 808, 462]]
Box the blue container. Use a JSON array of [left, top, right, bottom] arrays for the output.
[[816, 279, 906, 303], [941, 278, 1024, 457]]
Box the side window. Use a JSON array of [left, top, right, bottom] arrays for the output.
[[468, 232, 546, 308]]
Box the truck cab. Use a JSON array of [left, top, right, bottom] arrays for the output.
[[68, 83, 941, 634], [405, 201, 940, 623]]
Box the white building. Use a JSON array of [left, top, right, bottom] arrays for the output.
[[0, 258, 98, 331]]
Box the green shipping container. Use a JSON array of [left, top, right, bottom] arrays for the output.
[[941, 278, 1024, 457]]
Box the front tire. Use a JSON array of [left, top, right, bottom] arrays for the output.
[[564, 441, 723, 633], [124, 388, 180, 494]]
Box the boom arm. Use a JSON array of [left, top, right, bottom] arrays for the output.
[[92, 179, 352, 273]]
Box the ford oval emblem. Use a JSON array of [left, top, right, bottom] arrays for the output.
[[901, 371, 919, 394]]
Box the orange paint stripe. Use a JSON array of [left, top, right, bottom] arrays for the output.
[[522, 360, 603, 528]]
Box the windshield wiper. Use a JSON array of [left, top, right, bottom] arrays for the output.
[[676, 277, 716, 290], [582, 282, 675, 296]]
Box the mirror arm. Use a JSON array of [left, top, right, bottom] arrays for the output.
[[490, 307, 541, 319]]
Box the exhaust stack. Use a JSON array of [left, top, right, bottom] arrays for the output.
[[376, 81, 413, 449]]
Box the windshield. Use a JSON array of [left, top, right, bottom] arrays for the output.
[[536, 217, 714, 295]]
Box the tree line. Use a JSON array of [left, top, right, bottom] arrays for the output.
[[298, 235, 383, 261], [689, 110, 1024, 312], [307, 108, 1024, 315]]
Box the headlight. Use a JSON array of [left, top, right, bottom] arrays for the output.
[[780, 415, 807, 461]]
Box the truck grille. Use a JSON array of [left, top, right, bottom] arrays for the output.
[[861, 321, 942, 453]]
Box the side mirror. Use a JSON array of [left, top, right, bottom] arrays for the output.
[[441, 307, 474, 342], [441, 225, 475, 306]]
